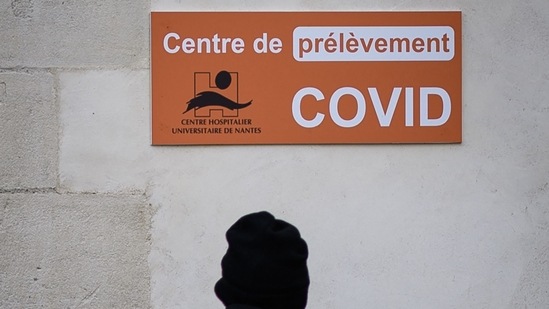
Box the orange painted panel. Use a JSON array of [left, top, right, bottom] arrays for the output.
[[151, 12, 461, 145]]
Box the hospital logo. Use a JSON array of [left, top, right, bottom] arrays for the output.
[[184, 70, 252, 117]]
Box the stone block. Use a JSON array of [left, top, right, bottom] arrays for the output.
[[0, 70, 57, 190], [0, 1, 149, 68], [0, 193, 151, 308], [59, 69, 152, 193]]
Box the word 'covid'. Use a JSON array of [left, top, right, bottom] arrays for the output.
[[292, 87, 451, 128]]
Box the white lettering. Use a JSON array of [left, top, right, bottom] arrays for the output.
[[292, 87, 325, 128], [181, 38, 195, 53], [232, 38, 245, 54], [405, 87, 414, 127], [254, 33, 283, 54], [162, 32, 245, 54], [369, 87, 401, 127], [270, 38, 283, 53], [420, 87, 451, 126], [254, 33, 269, 53], [292, 86, 452, 128], [163, 32, 180, 54], [329, 87, 366, 128]]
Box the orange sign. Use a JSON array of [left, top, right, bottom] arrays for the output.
[[151, 12, 461, 145]]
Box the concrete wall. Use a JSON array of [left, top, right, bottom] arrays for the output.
[[0, 1, 151, 308], [1, 0, 548, 308]]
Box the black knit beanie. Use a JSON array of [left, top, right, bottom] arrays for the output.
[[215, 211, 310, 309]]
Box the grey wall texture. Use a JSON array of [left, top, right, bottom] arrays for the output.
[[1, 1, 152, 308], [1, 0, 549, 308]]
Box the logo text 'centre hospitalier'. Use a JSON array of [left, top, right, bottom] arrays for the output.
[[184, 70, 252, 117]]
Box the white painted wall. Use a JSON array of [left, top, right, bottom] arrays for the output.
[[3, 0, 548, 308], [1, 1, 151, 307], [147, 1, 549, 308], [144, 1, 549, 308]]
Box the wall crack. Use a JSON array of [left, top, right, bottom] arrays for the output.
[[0, 188, 58, 194]]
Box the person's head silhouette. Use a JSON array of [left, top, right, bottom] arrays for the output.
[[215, 211, 310, 309]]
